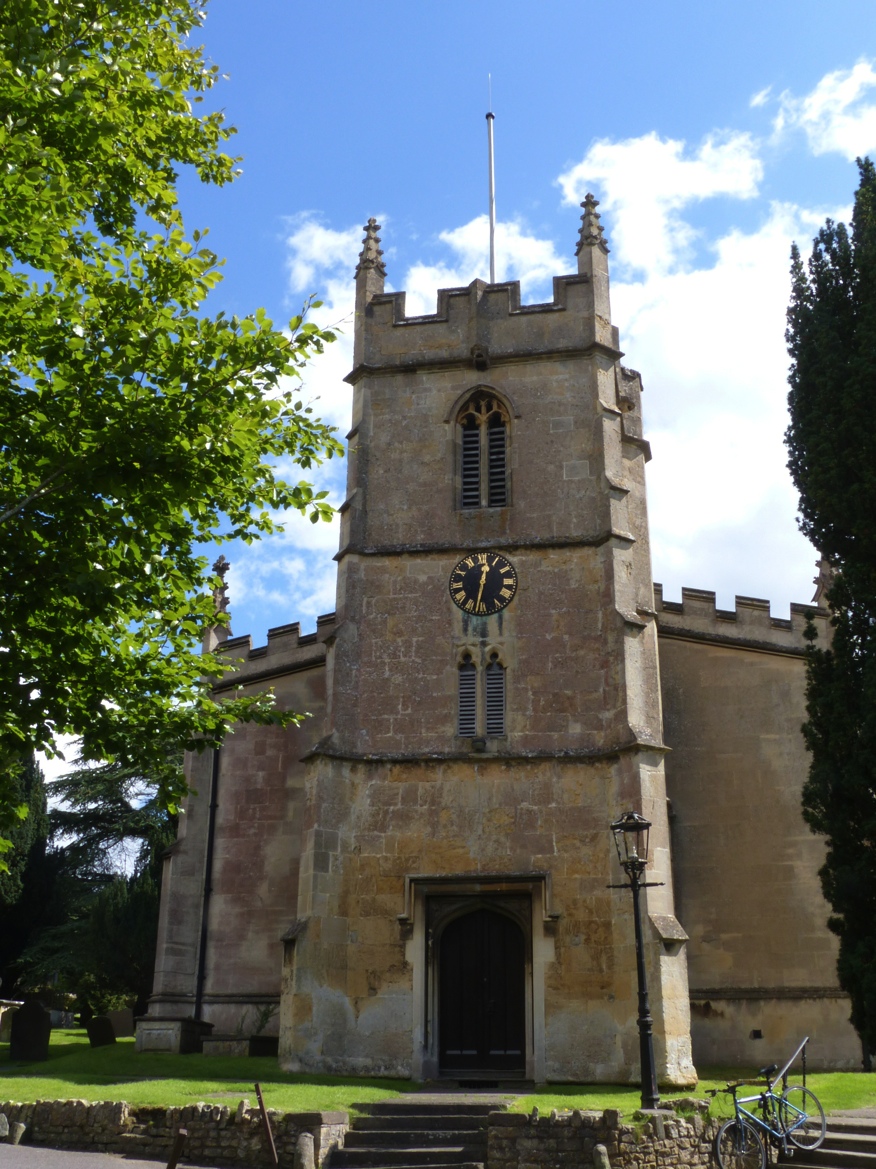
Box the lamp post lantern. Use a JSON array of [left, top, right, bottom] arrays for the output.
[[610, 810, 661, 1110]]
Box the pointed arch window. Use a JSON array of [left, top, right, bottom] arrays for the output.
[[458, 391, 509, 509]]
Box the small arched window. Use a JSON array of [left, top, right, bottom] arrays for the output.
[[457, 654, 477, 737], [485, 653, 506, 737], [458, 391, 509, 509]]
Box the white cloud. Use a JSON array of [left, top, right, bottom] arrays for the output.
[[557, 131, 763, 278], [285, 215, 364, 294], [775, 60, 876, 158], [614, 198, 820, 610], [750, 86, 772, 109]]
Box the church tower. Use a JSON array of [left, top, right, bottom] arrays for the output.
[[281, 205, 696, 1085]]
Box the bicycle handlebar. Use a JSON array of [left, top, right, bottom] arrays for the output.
[[705, 1080, 764, 1097], [706, 1038, 810, 1098]]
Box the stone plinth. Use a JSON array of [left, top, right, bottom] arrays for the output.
[[135, 1016, 213, 1054]]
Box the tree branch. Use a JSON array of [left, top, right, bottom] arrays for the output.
[[0, 466, 67, 525]]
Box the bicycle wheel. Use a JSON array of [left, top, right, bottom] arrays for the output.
[[780, 1086, 826, 1149], [715, 1119, 767, 1169]]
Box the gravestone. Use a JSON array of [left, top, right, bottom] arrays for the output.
[[86, 1015, 117, 1047], [9, 1001, 51, 1061], [106, 1007, 135, 1038], [0, 1000, 23, 1042]]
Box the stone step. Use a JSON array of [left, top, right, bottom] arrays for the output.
[[331, 1152, 482, 1169], [353, 1116, 488, 1133], [827, 1121, 876, 1139], [353, 1102, 497, 1117], [343, 1131, 487, 1150], [332, 1164, 482, 1169], [820, 1135, 876, 1156], [780, 1147, 876, 1169]]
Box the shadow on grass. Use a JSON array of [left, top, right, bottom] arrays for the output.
[[0, 1031, 412, 1095]]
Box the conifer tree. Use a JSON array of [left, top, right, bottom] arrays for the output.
[[11, 756, 178, 1011], [786, 158, 876, 1068], [0, 756, 55, 994]]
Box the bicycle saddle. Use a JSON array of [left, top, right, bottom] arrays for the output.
[[759, 1063, 778, 1078]]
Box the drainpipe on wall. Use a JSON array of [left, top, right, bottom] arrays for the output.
[[194, 746, 221, 1021]]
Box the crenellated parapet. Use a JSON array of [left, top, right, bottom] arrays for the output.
[[348, 195, 619, 382], [654, 584, 828, 656], [213, 612, 337, 689], [347, 274, 621, 379]]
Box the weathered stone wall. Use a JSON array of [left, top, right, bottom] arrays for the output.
[[146, 618, 335, 1035], [0, 1099, 347, 1167], [287, 752, 693, 1085], [488, 1104, 720, 1169], [656, 587, 860, 1069]]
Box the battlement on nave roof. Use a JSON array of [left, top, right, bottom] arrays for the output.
[[654, 583, 827, 654]]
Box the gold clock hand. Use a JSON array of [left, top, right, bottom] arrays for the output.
[[475, 563, 489, 609]]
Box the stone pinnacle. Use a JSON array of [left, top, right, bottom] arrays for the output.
[[356, 218, 387, 277], [576, 194, 609, 255]]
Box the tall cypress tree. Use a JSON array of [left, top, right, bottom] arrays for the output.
[[16, 758, 178, 1014], [786, 158, 876, 1067], [0, 755, 56, 994]]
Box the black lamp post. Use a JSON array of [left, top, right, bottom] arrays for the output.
[[610, 810, 661, 1110]]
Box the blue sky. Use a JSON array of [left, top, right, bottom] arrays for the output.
[[178, 0, 876, 645]]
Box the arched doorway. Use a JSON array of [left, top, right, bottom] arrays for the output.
[[438, 906, 526, 1073]]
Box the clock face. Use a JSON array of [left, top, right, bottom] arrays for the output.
[[449, 552, 518, 616]]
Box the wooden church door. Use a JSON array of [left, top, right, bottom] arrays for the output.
[[438, 907, 525, 1072]]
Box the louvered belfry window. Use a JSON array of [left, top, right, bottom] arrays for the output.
[[458, 391, 509, 509], [458, 653, 507, 739], [485, 654, 506, 737], [458, 655, 477, 737], [487, 415, 507, 506], [461, 421, 481, 509]]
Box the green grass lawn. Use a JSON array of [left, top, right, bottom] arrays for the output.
[[513, 1070, 876, 1117], [2, 1031, 873, 1118], [0, 1030, 412, 1111]]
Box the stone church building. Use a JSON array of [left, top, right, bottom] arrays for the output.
[[141, 201, 860, 1082]]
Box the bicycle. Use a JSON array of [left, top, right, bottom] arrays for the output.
[[706, 1037, 826, 1169]]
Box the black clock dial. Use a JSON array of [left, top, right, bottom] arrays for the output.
[[449, 552, 518, 616]]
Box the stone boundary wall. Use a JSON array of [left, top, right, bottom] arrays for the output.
[[488, 1102, 721, 1169], [0, 1099, 348, 1167]]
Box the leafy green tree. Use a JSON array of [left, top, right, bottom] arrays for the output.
[[0, 0, 342, 851], [786, 157, 876, 1067]]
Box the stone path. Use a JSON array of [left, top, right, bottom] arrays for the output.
[[2, 1148, 221, 1169], [2, 1150, 167, 1168]]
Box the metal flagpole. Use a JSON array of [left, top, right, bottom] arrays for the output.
[[486, 76, 496, 284]]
